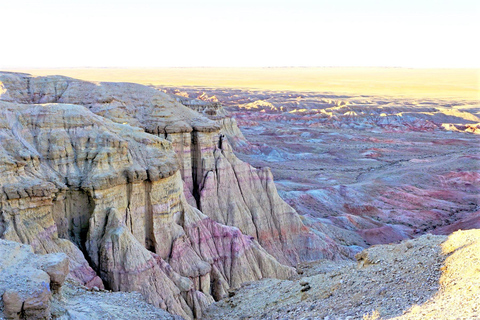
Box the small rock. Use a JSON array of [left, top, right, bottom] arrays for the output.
[[301, 285, 311, 292]]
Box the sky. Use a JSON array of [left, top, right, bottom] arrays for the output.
[[0, 0, 479, 68]]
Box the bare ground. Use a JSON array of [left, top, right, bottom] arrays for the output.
[[203, 229, 480, 320]]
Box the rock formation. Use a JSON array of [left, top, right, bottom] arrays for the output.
[[0, 239, 182, 320], [0, 72, 341, 318], [0, 239, 69, 319]]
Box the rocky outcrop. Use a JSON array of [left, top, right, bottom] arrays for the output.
[[0, 239, 69, 319], [0, 72, 333, 318], [0, 72, 338, 264], [0, 239, 181, 320]]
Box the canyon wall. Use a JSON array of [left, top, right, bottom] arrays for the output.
[[0, 72, 345, 318]]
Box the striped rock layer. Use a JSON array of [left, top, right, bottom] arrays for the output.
[[0, 72, 345, 318]]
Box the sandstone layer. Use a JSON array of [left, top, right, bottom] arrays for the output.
[[0, 239, 69, 319]]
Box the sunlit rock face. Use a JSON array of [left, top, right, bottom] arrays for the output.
[[0, 72, 342, 318]]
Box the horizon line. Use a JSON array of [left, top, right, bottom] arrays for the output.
[[2, 66, 480, 70]]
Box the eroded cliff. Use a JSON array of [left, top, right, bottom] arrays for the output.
[[0, 72, 343, 318]]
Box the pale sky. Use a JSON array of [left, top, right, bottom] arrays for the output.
[[0, 0, 478, 68]]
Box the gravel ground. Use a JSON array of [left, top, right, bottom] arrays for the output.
[[203, 230, 480, 320], [50, 281, 181, 320]]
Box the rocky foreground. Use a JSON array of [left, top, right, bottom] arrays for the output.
[[204, 229, 480, 320], [0, 239, 181, 320]]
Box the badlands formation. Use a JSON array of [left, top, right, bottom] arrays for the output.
[[162, 86, 480, 247], [0, 72, 341, 319], [0, 71, 479, 319]]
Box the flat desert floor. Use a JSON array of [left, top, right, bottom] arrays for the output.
[[160, 83, 479, 244], [6, 67, 480, 101]]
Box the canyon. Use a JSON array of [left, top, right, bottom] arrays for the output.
[[0, 72, 348, 319], [0, 70, 479, 319]]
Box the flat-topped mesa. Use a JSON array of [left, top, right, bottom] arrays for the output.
[[174, 94, 251, 150], [174, 96, 225, 118]]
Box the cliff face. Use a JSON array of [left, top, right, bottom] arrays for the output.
[[0, 72, 343, 318]]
